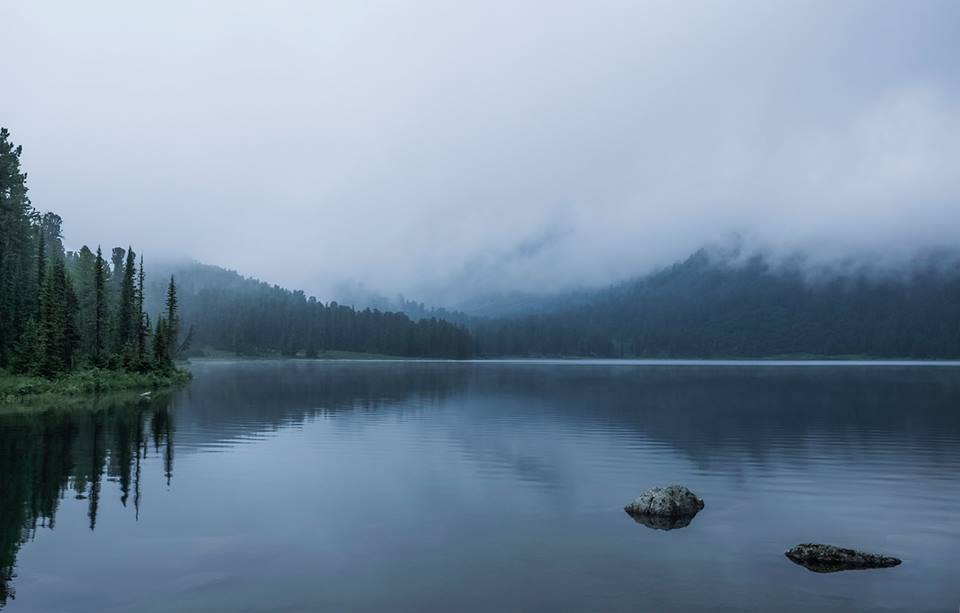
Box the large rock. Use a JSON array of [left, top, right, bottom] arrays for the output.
[[785, 544, 901, 573], [623, 485, 704, 530]]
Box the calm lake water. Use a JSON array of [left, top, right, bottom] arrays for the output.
[[2, 360, 959, 612]]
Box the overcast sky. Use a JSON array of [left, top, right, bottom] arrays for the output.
[[4, 1, 959, 304]]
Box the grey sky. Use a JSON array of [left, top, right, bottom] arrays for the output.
[[4, 1, 959, 304]]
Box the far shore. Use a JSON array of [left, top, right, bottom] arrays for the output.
[[186, 352, 960, 365]]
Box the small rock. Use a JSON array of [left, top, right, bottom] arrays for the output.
[[624, 485, 704, 530], [785, 543, 901, 573]]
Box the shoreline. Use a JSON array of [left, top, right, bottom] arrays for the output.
[[186, 355, 960, 366], [0, 368, 192, 406]]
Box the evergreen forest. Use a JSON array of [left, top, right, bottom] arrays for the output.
[[0, 128, 183, 387]]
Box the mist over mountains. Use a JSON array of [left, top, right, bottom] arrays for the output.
[[148, 245, 960, 359], [8, 2, 960, 300], [469, 247, 960, 358], [332, 241, 960, 318]]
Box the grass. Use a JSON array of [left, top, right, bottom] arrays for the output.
[[0, 367, 191, 405]]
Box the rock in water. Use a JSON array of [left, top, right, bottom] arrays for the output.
[[624, 485, 704, 530], [626, 512, 698, 531], [785, 544, 901, 573]]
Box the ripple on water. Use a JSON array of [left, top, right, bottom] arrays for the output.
[[3, 360, 959, 613]]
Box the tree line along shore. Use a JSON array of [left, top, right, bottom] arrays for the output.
[[0, 128, 188, 400]]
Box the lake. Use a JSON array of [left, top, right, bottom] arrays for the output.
[[2, 360, 959, 612]]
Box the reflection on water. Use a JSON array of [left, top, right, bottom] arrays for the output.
[[0, 395, 174, 606], [1, 360, 959, 612], [625, 509, 701, 531]]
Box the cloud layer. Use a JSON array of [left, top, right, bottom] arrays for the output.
[[5, 1, 959, 303]]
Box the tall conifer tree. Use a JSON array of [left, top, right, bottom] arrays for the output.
[[0, 128, 34, 366], [35, 232, 46, 310], [165, 276, 179, 359], [94, 247, 107, 365], [152, 316, 169, 369], [136, 255, 148, 366], [116, 247, 137, 357], [38, 258, 79, 375]]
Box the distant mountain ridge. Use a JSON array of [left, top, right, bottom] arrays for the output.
[[143, 260, 474, 358], [147, 248, 960, 359], [469, 248, 960, 358]]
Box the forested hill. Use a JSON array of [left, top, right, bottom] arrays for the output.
[[471, 250, 960, 359], [168, 248, 960, 360], [144, 261, 474, 359]]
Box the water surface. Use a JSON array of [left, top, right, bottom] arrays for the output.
[[2, 360, 959, 612]]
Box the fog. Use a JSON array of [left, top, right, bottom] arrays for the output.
[[4, 1, 959, 305]]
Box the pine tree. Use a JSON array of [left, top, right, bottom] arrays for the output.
[[0, 127, 35, 367], [116, 247, 136, 358], [110, 248, 125, 292], [64, 268, 80, 366], [135, 255, 148, 368], [109, 246, 125, 354], [39, 212, 64, 260], [37, 259, 79, 375], [152, 316, 169, 370], [165, 276, 179, 360], [35, 232, 46, 314], [37, 262, 61, 375], [70, 245, 97, 361], [142, 312, 152, 368], [93, 247, 107, 366]]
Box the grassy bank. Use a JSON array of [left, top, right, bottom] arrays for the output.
[[0, 367, 191, 404]]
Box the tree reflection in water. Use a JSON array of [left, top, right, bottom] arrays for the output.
[[0, 394, 175, 607]]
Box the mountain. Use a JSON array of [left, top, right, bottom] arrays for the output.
[[470, 249, 960, 359], [144, 248, 960, 361], [143, 260, 474, 359], [450, 289, 596, 319]]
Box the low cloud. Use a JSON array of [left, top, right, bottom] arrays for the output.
[[4, 1, 959, 304]]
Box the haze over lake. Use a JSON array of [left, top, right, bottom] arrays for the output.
[[3, 360, 958, 612]]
